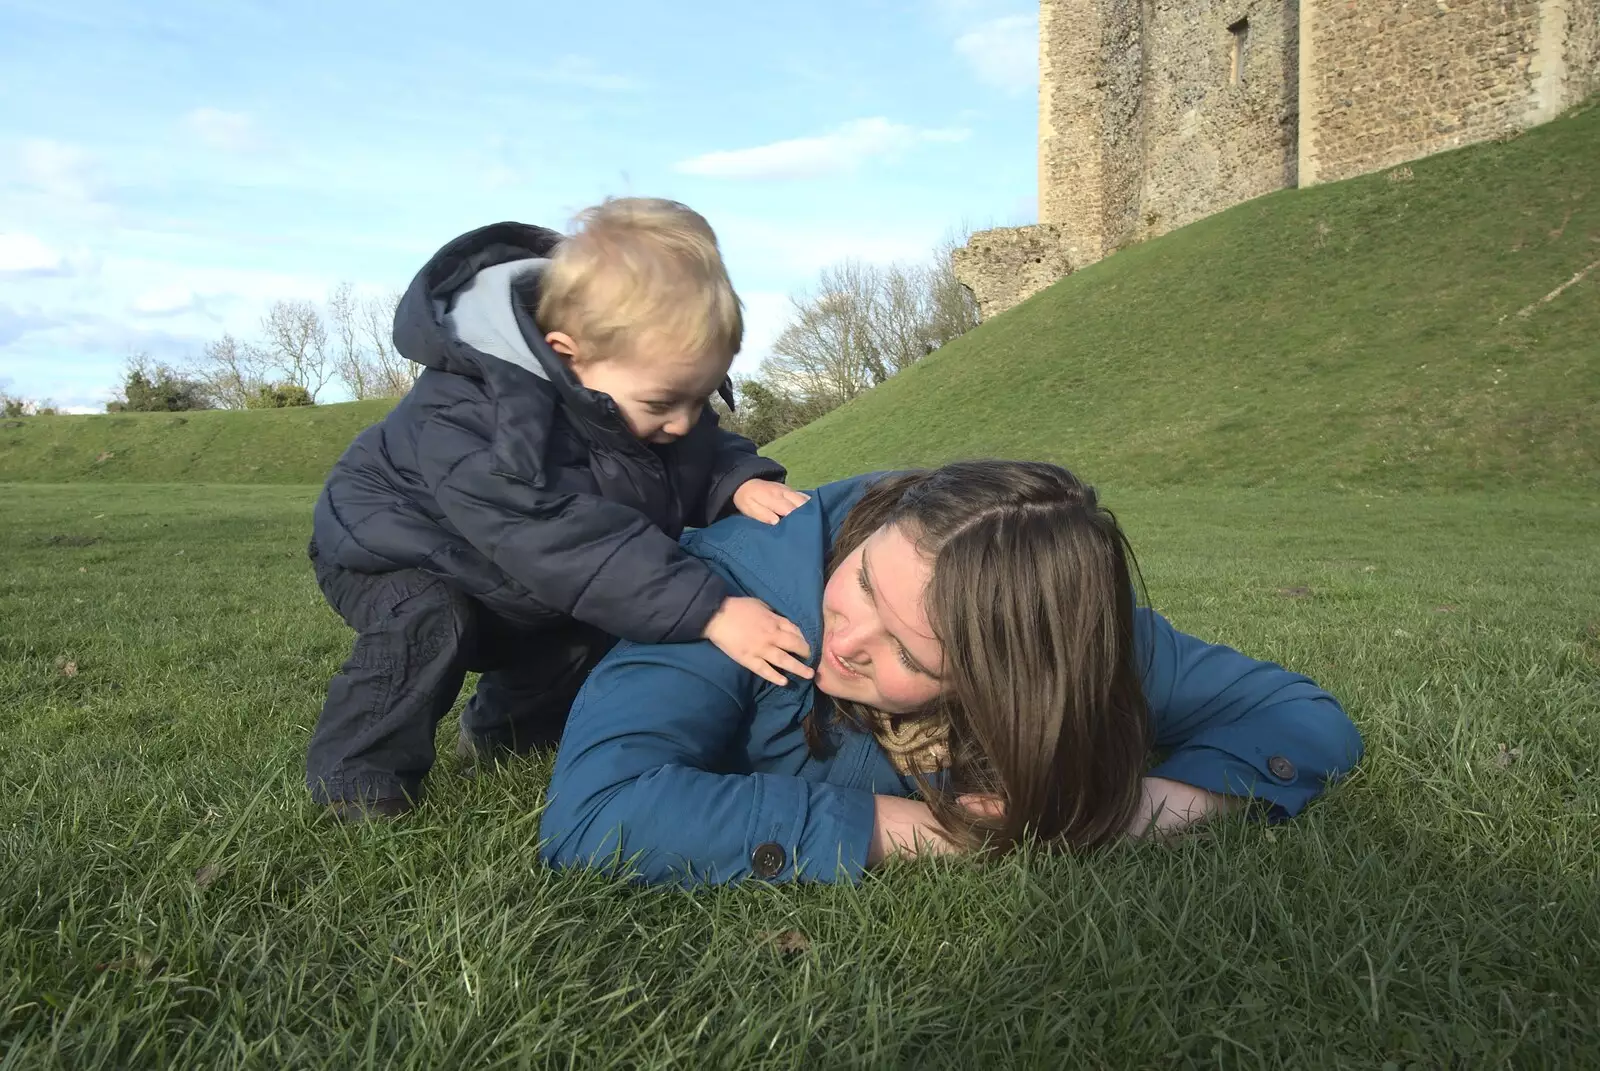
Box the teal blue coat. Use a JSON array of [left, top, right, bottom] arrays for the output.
[[540, 474, 1362, 886]]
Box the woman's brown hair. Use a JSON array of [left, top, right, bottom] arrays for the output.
[[808, 460, 1151, 853]]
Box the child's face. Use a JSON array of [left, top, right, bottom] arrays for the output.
[[549, 332, 732, 444]]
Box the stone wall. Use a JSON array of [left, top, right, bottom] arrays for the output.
[[951, 224, 1074, 321], [964, 0, 1600, 321], [1038, 0, 1302, 260], [1299, 0, 1543, 184], [1564, 0, 1600, 102], [1088, 0, 1147, 255], [1138, 0, 1301, 243], [1038, 0, 1119, 265]]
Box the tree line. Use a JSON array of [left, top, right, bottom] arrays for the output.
[[104, 284, 411, 412], [0, 393, 59, 418], [12, 230, 977, 435], [718, 232, 978, 445]]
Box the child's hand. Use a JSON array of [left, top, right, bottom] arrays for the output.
[[703, 596, 814, 686], [732, 479, 810, 524]]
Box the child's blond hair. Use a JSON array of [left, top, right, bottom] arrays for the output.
[[536, 197, 743, 363]]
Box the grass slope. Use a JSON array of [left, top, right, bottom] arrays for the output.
[[770, 100, 1600, 492], [3, 483, 1598, 1066], [0, 399, 394, 485], [3, 103, 1597, 494]]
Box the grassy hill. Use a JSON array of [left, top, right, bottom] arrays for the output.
[[3, 98, 1596, 491], [0, 399, 395, 484], [771, 99, 1600, 492]]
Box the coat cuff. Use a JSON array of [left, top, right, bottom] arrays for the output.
[[659, 569, 729, 644], [745, 775, 875, 884], [1148, 745, 1321, 818]]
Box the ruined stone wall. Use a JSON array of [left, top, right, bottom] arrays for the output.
[[1136, 0, 1300, 243], [1299, 0, 1544, 184], [951, 225, 1075, 321]]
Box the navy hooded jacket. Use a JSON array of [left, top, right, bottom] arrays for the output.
[[539, 472, 1365, 887], [310, 222, 784, 642]]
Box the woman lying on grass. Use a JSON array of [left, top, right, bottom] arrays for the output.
[[538, 460, 1362, 885]]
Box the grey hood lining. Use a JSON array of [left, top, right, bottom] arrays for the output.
[[446, 257, 551, 381]]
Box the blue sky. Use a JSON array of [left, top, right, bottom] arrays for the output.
[[0, 0, 1038, 410]]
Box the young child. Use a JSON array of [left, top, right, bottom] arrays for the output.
[[306, 198, 813, 820]]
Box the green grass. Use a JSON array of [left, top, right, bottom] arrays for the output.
[[4, 482, 1598, 1067], [4, 93, 1598, 1071], [769, 100, 1600, 492], [0, 400, 394, 485]]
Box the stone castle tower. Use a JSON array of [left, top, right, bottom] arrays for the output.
[[954, 0, 1600, 320]]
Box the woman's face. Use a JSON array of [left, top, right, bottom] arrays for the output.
[[816, 523, 946, 714]]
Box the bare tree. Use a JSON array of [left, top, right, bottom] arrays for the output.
[[861, 235, 978, 372], [735, 227, 982, 440], [259, 299, 334, 401], [329, 284, 412, 400], [762, 260, 887, 408], [328, 282, 371, 400], [190, 287, 407, 408], [925, 229, 980, 349], [759, 235, 980, 409], [191, 333, 272, 409], [359, 290, 414, 397], [873, 262, 933, 374]]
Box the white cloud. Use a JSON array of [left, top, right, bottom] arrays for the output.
[[723, 217, 945, 277], [0, 233, 65, 276], [0, 304, 69, 346], [955, 14, 1038, 94], [107, 257, 332, 312], [130, 284, 202, 316], [18, 139, 97, 201], [930, 0, 997, 23], [674, 118, 969, 181], [185, 107, 258, 151], [541, 55, 641, 92], [0, 311, 206, 410]]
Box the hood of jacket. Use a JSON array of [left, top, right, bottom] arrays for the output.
[[392, 221, 736, 486]]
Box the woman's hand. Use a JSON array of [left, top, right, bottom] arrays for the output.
[[867, 796, 961, 865], [866, 794, 1006, 865], [1125, 776, 1240, 838], [871, 779, 1236, 864]]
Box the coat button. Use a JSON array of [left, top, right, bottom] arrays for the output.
[[1267, 755, 1297, 780], [750, 842, 786, 879]]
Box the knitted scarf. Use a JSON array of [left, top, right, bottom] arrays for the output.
[[873, 712, 950, 775]]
